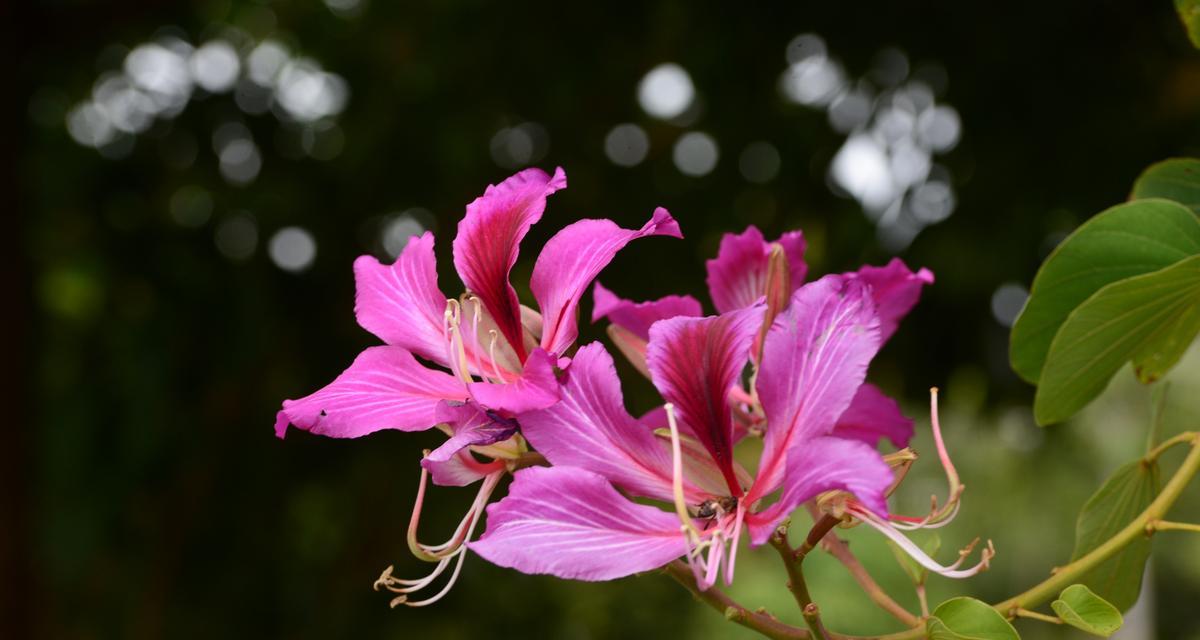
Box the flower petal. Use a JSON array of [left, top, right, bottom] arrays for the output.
[[424, 402, 519, 464], [853, 258, 933, 343], [706, 226, 807, 313], [275, 346, 468, 439], [533, 208, 683, 355], [591, 281, 703, 341], [746, 437, 893, 545], [470, 466, 687, 581], [750, 275, 881, 501], [521, 343, 709, 503], [354, 232, 450, 366], [423, 449, 505, 488], [467, 348, 560, 415], [452, 167, 567, 361], [647, 306, 764, 497], [833, 383, 914, 449]]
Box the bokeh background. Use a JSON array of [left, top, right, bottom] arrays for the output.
[[11, 1, 1200, 638]]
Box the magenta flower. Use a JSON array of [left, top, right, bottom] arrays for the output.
[[595, 224, 933, 450], [471, 274, 969, 587], [274, 167, 682, 605], [275, 167, 679, 464]]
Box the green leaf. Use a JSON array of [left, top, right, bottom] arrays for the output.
[[926, 597, 1019, 640], [1010, 199, 1200, 384], [1132, 159, 1200, 212], [1051, 584, 1124, 637], [1033, 254, 1200, 425], [1069, 460, 1161, 611], [1176, 0, 1200, 49]]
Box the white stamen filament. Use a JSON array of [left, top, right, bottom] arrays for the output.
[[381, 469, 503, 607], [723, 504, 745, 586], [487, 329, 505, 382], [665, 404, 702, 539], [442, 299, 474, 384], [850, 504, 993, 579]]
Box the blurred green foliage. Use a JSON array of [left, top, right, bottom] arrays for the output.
[[12, 1, 1200, 639]]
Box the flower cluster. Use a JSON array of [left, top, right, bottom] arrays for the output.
[[275, 167, 990, 608]]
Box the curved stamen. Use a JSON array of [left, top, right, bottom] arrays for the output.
[[487, 329, 506, 382], [850, 504, 993, 579], [382, 468, 503, 607], [666, 403, 703, 539], [443, 299, 473, 384], [407, 463, 502, 561], [882, 389, 965, 529]]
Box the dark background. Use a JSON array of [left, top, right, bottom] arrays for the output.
[[9, 1, 1200, 638]]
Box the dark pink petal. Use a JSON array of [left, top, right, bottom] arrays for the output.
[[646, 306, 764, 497], [532, 208, 683, 355], [423, 402, 519, 464], [452, 167, 567, 361], [467, 348, 560, 415], [275, 346, 468, 439], [591, 281, 703, 341], [470, 466, 687, 581], [853, 258, 934, 343], [833, 383, 914, 449], [354, 232, 450, 366], [750, 276, 881, 501], [705, 226, 807, 313], [746, 437, 893, 545], [424, 449, 505, 487], [521, 343, 711, 503]]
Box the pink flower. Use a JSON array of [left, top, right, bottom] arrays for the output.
[[276, 168, 682, 606], [274, 167, 681, 477], [472, 276, 908, 587], [595, 224, 933, 449]]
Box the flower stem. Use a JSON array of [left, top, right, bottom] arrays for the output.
[[663, 560, 811, 640], [993, 432, 1200, 616], [1144, 431, 1196, 462], [1149, 520, 1200, 533], [669, 433, 1200, 640], [1014, 608, 1062, 624], [768, 524, 817, 613]]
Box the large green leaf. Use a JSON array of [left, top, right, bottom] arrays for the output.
[[1051, 584, 1123, 637], [926, 597, 1019, 640], [1068, 460, 1161, 612], [1033, 254, 1200, 425], [1010, 199, 1200, 384], [1131, 158, 1200, 213], [1176, 0, 1200, 49]]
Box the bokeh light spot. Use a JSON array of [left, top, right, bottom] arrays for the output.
[[269, 226, 317, 272]]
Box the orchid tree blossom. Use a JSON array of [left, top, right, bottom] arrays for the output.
[[472, 274, 990, 589], [595, 224, 932, 449], [273, 167, 682, 604]]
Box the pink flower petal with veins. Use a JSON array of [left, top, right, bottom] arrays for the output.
[[833, 383, 914, 449], [423, 402, 518, 466], [452, 167, 567, 361], [470, 466, 687, 581], [746, 437, 893, 545], [706, 226, 807, 313], [354, 232, 451, 367], [647, 306, 764, 497], [533, 208, 682, 355], [591, 281, 703, 341], [750, 275, 881, 501], [852, 258, 933, 343], [275, 346, 468, 439], [424, 449, 505, 488], [467, 348, 560, 415], [520, 343, 714, 503]]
